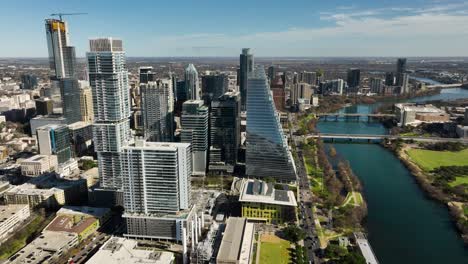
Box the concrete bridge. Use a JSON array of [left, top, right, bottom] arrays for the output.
[[426, 83, 465, 89], [305, 133, 468, 143]]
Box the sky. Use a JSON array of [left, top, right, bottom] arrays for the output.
[[1, 0, 468, 57]]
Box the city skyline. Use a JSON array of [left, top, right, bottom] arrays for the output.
[[1, 0, 468, 57]]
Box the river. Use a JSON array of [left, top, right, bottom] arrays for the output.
[[317, 88, 468, 263]]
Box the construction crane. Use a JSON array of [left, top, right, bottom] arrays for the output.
[[50, 12, 87, 21]]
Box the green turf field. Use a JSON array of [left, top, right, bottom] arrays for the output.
[[259, 236, 291, 264], [406, 148, 468, 171]]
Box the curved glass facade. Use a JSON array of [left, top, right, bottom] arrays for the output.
[[246, 66, 296, 183]]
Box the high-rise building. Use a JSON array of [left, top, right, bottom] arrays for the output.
[[370, 78, 384, 94], [184, 64, 200, 100], [267, 65, 276, 81], [291, 83, 313, 106], [139, 66, 156, 84], [201, 74, 228, 105], [87, 38, 131, 190], [141, 80, 174, 142], [20, 74, 38, 90], [45, 19, 75, 79], [346, 68, 361, 92], [209, 91, 241, 173], [239, 48, 254, 111], [396, 58, 408, 86], [385, 72, 395, 86], [176, 80, 187, 102], [299, 71, 317, 85], [396, 58, 407, 75], [45, 19, 78, 111], [320, 79, 344, 95], [79, 86, 94, 123], [246, 66, 296, 182], [122, 140, 192, 214], [60, 78, 82, 124], [35, 98, 53, 116], [122, 140, 196, 242], [181, 100, 208, 176], [36, 124, 71, 165], [399, 73, 410, 94]]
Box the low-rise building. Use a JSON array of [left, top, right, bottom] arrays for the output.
[[85, 237, 175, 264], [456, 125, 468, 138], [57, 206, 111, 225], [6, 231, 79, 264], [0, 204, 30, 241], [395, 103, 449, 127], [4, 183, 65, 209], [20, 154, 57, 177], [28, 173, 87, 205], [45, 214, 99, 242], [239, 179, 297, 224], [216, 217, 255, 264]]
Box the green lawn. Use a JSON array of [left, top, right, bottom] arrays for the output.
[[406, 148, 468, 171], [260, 239, 291, 264], [449, 176, 468, 187]]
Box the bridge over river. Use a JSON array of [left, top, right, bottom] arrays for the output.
[[306, 133, 468, 143], [317, 113, 396, 122]]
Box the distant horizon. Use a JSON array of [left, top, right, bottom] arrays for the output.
[[2, 56, 468, 59], [1, 1, 468, 57]]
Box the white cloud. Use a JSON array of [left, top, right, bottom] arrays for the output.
[[149, 4, 468, 57]]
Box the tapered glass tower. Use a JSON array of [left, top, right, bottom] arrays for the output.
[[246, 66, 296, 182]]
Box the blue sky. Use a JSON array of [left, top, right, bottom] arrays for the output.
[[1, 0, 467, 57]]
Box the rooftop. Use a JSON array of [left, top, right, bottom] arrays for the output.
[[57, 206, 110, 220], [0, 204, 29, 223], [395, 103, 445, 113], [6, 183, 59, 197], [239, 179, 297, 207], [45, 215, 98, 234], [85, 237, 174, 264], [217, 217, 254, 264], [7, 231, 78, 264]]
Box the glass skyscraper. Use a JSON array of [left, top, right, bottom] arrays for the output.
[[184, 64, 200, 100], [239, 48, 254, 111], [246, 66, 296, 183], [87, 38, 131, 190], [141, 80, 174, 142], [45, 18, 80, 122], [181, 100, 208, 176], [209, 91, 241, 173]]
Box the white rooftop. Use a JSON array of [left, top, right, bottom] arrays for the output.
[[85, 237, 174, 264], [238, 179, 297, 207]]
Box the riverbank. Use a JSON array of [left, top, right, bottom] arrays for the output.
[[312, 89, 441, 114], [383, 140, 468, 243], [300, 138, 368, 248]]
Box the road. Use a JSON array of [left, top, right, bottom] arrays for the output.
[[289, 113, 321, 264]]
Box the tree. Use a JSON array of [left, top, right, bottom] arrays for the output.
[[324, 244, 347, 259], [340, 251, 366, 264], [282, 225, 305, 243], [81, 160, 97, 170]]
